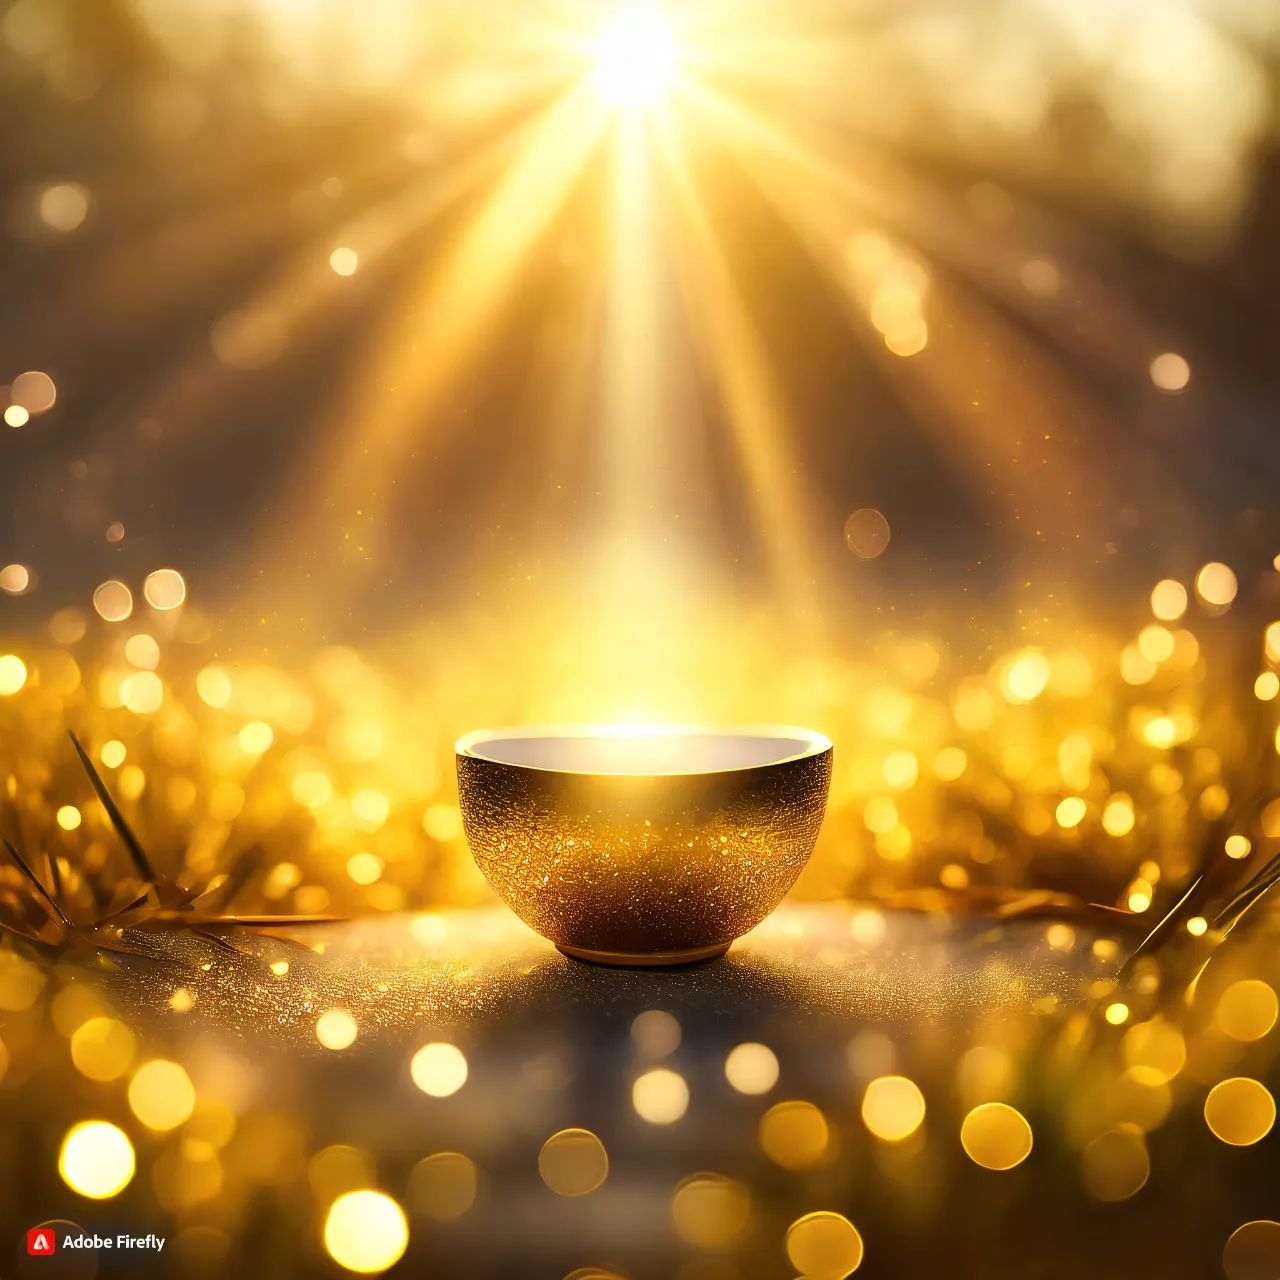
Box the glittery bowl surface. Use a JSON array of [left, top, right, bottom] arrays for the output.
[[455, 727, 833, 965]]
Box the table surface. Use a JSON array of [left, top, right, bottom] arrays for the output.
[[3, 903, 1275, 1279]]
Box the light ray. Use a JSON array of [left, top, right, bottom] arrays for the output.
[[652, 108, 824, 622], [681, 82, 1208, 560], [294, 79, 611, 572], [601, 113, 666, 551]]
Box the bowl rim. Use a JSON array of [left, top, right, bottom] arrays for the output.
[[455, 723, 832, 777]]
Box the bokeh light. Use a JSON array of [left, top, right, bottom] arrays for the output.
[[11, 370, 56, 412], [0, 953, 44, 1012], [758, 1100, 830, 1169], [861, 1075, 925, 1142], [538, 1129, 609, 1197], [309, 1145, 376, 1206], [786, 1211, 864, 1279], [93, 580, 133, 622], [1223, 1221, 1280, 1280], [1215, 981, 1278, 1043], [330, 247, 359, 276], [58, 1121, 135, 1199], [323, 1190, 409, 1274], [346, 853, 383, 884], [143, 568, 187, 610], [316, 1009, 359, 1050], [1196, 562, 1238, 609], [1081, 1128, 1149, 1201], [128, 1059, 196, 1131], [1149, 352, 1191, 392], [0, 654, 27, 696], [960, 1103, 1033, 1170], [671, 1174, 750, 1248], [124, 633, 160, 670], [239, 720, 274, 754], [844, 508, 891, 560], [1226, 834, 1252, 859], [1204, 1077, 1276, 1146], [1150, 579, 1188, 621], [410, 1152, 478, 1219], [121, 670, 164, 714], [197, 665, 233, 708], [410, 1042, 468, 1096], [1056, 796, 1086, 829], [631, 1009, 681, 1058], [70, 1017, 136, 1081], [724, 1042, 779, 1095], [633, 1068, 689, 1124], [39, 182, 89, 231], [0, 563, 30, 594], [1002, 650, 1050, 703]]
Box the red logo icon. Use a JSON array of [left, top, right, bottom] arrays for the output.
[[27, 1227, 57, 1256]]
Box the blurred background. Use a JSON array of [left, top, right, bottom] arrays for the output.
[[4, 0, 1280, 911], [5, 2, 1280, 1277]]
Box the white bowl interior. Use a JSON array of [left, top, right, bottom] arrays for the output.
[[460, 730, 824, 776]]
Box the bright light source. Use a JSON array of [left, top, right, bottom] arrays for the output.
[[594, 11, 676, 108]]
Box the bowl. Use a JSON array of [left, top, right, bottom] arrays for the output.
[[455, 726, 833, 966]]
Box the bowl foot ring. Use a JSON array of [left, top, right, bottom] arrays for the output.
[[555, 942, 731, 968]]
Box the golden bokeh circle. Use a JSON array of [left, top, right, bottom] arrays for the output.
[[725, 1042, 779, 1094], [1081, 1127, 1149, 1202], [758, 1100, 830, 1170], [128, 1058, 196, 1131], [844, 508, 890, 559], [538, 1129, 609, 1197], [410, 1151, 478, 1219], [1204, 1078, 1276, 1147], [1150, 579, 1188, 621], [316, 1009, 358, 1051], [59, 1121, 136, 1199], [70, 1017, 136, 1082], [323, 1190, 409, 1274], [410, 1042, 468, 1096], [785, 1211, 864, 1279], [632, 1067, 689, 1124], [1121, 1018, 1186, 1084], [631, 1008, 681, 1058], [1150, 352, 1191, 393], [308, 1144, 376, 1206], [671, 1174, 750, 1248], [959, 1103, 1033, 1171], [1196, 561, 1238, 608], [92, 580, 133, 623], [11, 370, 57, 412], [143, 568, 187, 610], [1223, 1220, 1280, 1280], [0, 654, 27, 698], [861, 1075, 925, 1142], [1215, 980, 1279, 1043]]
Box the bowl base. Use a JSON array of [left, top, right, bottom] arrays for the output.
[[556, 942, 731, 968]]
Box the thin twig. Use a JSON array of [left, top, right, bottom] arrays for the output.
[[3, 839, 73, 931], [69, 730, 156, 882]]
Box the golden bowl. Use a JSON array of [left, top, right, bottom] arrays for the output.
[[455, 726, 833, 966]]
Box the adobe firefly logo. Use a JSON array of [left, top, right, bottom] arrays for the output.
[[27, 1227, 56, 1256]]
